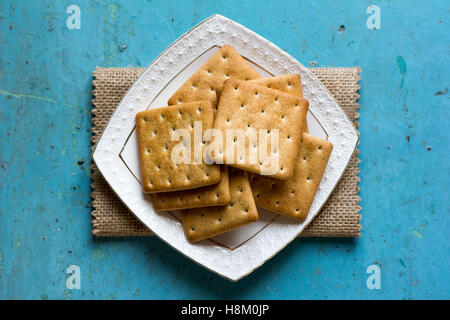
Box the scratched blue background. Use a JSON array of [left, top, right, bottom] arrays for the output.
[[0, 0, 449, 300]]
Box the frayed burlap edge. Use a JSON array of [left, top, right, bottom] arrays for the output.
[[91, 67, 361, 237]]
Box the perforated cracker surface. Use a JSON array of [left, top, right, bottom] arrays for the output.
[[251, 133, 333, 220], [135, 101, 221, 193], [212, 78, 309, 180], [168, 45, 262, 110], [249, 74, 307, 132], [249, 74, 303, 97], [152, 166, 230, 211], [181, 169, 258, 243]]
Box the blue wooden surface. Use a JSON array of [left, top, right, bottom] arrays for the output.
[[0, 0, 449, 300]]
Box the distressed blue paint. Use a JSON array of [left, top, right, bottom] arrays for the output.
[[0, 0, 448, 300]]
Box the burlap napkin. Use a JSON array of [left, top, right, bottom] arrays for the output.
[[91, 67, 361, 237]]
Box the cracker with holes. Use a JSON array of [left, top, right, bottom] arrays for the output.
[[181, 168, 258, 242], [136, 101, 221, 193], [251, 133, 333, 220], [152, 165, 230, 211], [168, 45, 262, 110], [248, 74, 303, 98], [249, 74, 308, 132], [212, 78, 309, 180]]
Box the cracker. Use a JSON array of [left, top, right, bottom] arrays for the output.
[[152, 166, 231, 211], [249, 74, 308, 132], [181, 169, 258, 243], [248, 74, 303, 98], [211, 78, 309, 180], [168, 45, 262, 110], [250, 133, 333, 220], [135, 101, 221, 193]]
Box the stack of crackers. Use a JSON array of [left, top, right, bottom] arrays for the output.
[[135, 45, 333, 242]]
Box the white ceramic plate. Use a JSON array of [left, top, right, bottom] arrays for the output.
[[92, 14, 359, 281]]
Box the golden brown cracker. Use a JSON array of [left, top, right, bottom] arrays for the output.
[[249, 74, 303, 97], [152, 166, 231, 211], [135, 101, 221, 193], [211, 78, 309, 180], [250, 133, 333, 220], [249, 74, 308, 132], [181, 169, 258, 242], [168, 45, 262, 111]]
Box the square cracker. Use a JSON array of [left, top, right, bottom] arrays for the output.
[[250, 133, 333, 221], [249, 74, 308, 132], [248, 74, 303, 98], [212, 78, 309, 180], [168, 45, 262, 110], [152, 165, 231, 211], [136, 101, 221, 193], [181, 168, 258, 243]]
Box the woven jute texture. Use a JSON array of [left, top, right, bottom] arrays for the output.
[[91, 67, 361, 237]]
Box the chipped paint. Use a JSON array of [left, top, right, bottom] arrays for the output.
[[412, 230, 423, 239], [15, 237, 21, 248], [92, 248, 106, 261], [396, 56, 407, 74]]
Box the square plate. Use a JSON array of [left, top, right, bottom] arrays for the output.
[[92, 14, 359, 281]]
